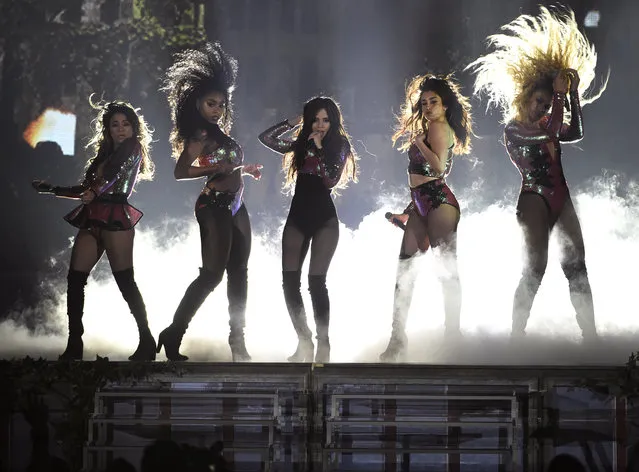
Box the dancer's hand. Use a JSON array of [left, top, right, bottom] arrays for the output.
[[32, 179, 54, 194], [387, 213, 408, 227], [243, 163, 263, 180], [413, 132, 427, 145], [286, 115, 302, 128], [553, 70, 570, 94], [80, 188, 96, 205], [308, 131, 323, 149], [565, 68, 580, 92]]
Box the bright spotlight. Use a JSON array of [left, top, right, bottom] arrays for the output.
[[23, 108, 76, 156], [584, 10, 600, 28]]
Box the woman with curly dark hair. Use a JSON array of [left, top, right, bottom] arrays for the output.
[[258, 97, 358, 363], [379, 74, 473, 362], [157, 42, 262, 362], [467, 6, 606, 340], [32, 100, 156, 361]]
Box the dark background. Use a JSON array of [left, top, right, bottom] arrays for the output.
[[0, 0, 634, 323]]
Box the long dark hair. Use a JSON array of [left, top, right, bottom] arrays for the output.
[[85, 99, 154, 181], [283, 96, 357, 190], [162, 42, 238, 159], [393, 74, 473, 155]]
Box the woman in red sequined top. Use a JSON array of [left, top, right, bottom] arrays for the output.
[[157, 42, 262, 361], [32, 100, 156, 361], [467, 6, 607, 340], [380, 74, 473, 362], [258, 97, 357, 363]]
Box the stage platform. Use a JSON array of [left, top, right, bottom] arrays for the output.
[[2, 362, 635, 471]]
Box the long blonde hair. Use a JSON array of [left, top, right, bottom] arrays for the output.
[[466, 5, 608, 123]]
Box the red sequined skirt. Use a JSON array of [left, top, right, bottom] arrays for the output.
[[64, 196, 143, 231]]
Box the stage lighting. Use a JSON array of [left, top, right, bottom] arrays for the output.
[[23, 108, 76, 156], [584, 10, 600, 28]]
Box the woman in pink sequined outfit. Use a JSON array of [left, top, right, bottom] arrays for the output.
[[380, 74, 473, 362], [258, 97, 358, 363], [32, 100, 156, 361], [467, 6, 607, 340]]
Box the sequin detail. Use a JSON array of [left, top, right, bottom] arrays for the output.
[[504, 92, 583, 221]]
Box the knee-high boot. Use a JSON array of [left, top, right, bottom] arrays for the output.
[[113, 268, 156, 361], [157, 267, 223, 361], [308, 274, 330, 363], [283, 270, 314, 362], [59, 270, 90, 360]]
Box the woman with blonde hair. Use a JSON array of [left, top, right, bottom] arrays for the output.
[[467, 6, 607, 340]]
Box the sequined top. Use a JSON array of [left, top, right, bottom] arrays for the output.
[[504, 92, 583, 195], [407, 140, 454, 179], [54, 137, 143, 199], [194, 131, 244, 213], [258, 120, 350, 189]]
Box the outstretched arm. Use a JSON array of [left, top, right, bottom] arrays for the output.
[[32, 180, 86, 200]]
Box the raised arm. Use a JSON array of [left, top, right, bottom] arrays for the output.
[[258, 120, 295, 154], [559, 92, 584, 143], [174, 131, 243, 181], [504, 92, 566, 145]]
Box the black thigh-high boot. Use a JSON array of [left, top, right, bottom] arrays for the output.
[[113, 268, 156, 361], [283, 270, 314, 362], [563, 261, 598, 341], [380, 255, 418, 362], [60, 270, 90, 360], [227, 267, 251, 362], [308, 274, 330, 363], [157, 267, 223, 361]]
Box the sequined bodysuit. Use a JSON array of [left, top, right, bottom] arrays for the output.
[[258, 120, 350, 236], [195, 133, 244, 216], [404, 139, 458, 218], [504, 91, 584, 222]]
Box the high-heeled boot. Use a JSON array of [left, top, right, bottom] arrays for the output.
[[309, 274, 330, 363], [380, 255, 417, 362], [113, 268, 156, 361], [157, 267, 222, 361], [283, 271, 314, 362], [227, 267, 251, 361], [59, 270, 90, 360]]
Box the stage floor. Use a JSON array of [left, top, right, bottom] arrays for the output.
[[2, 361, 633, 472]]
